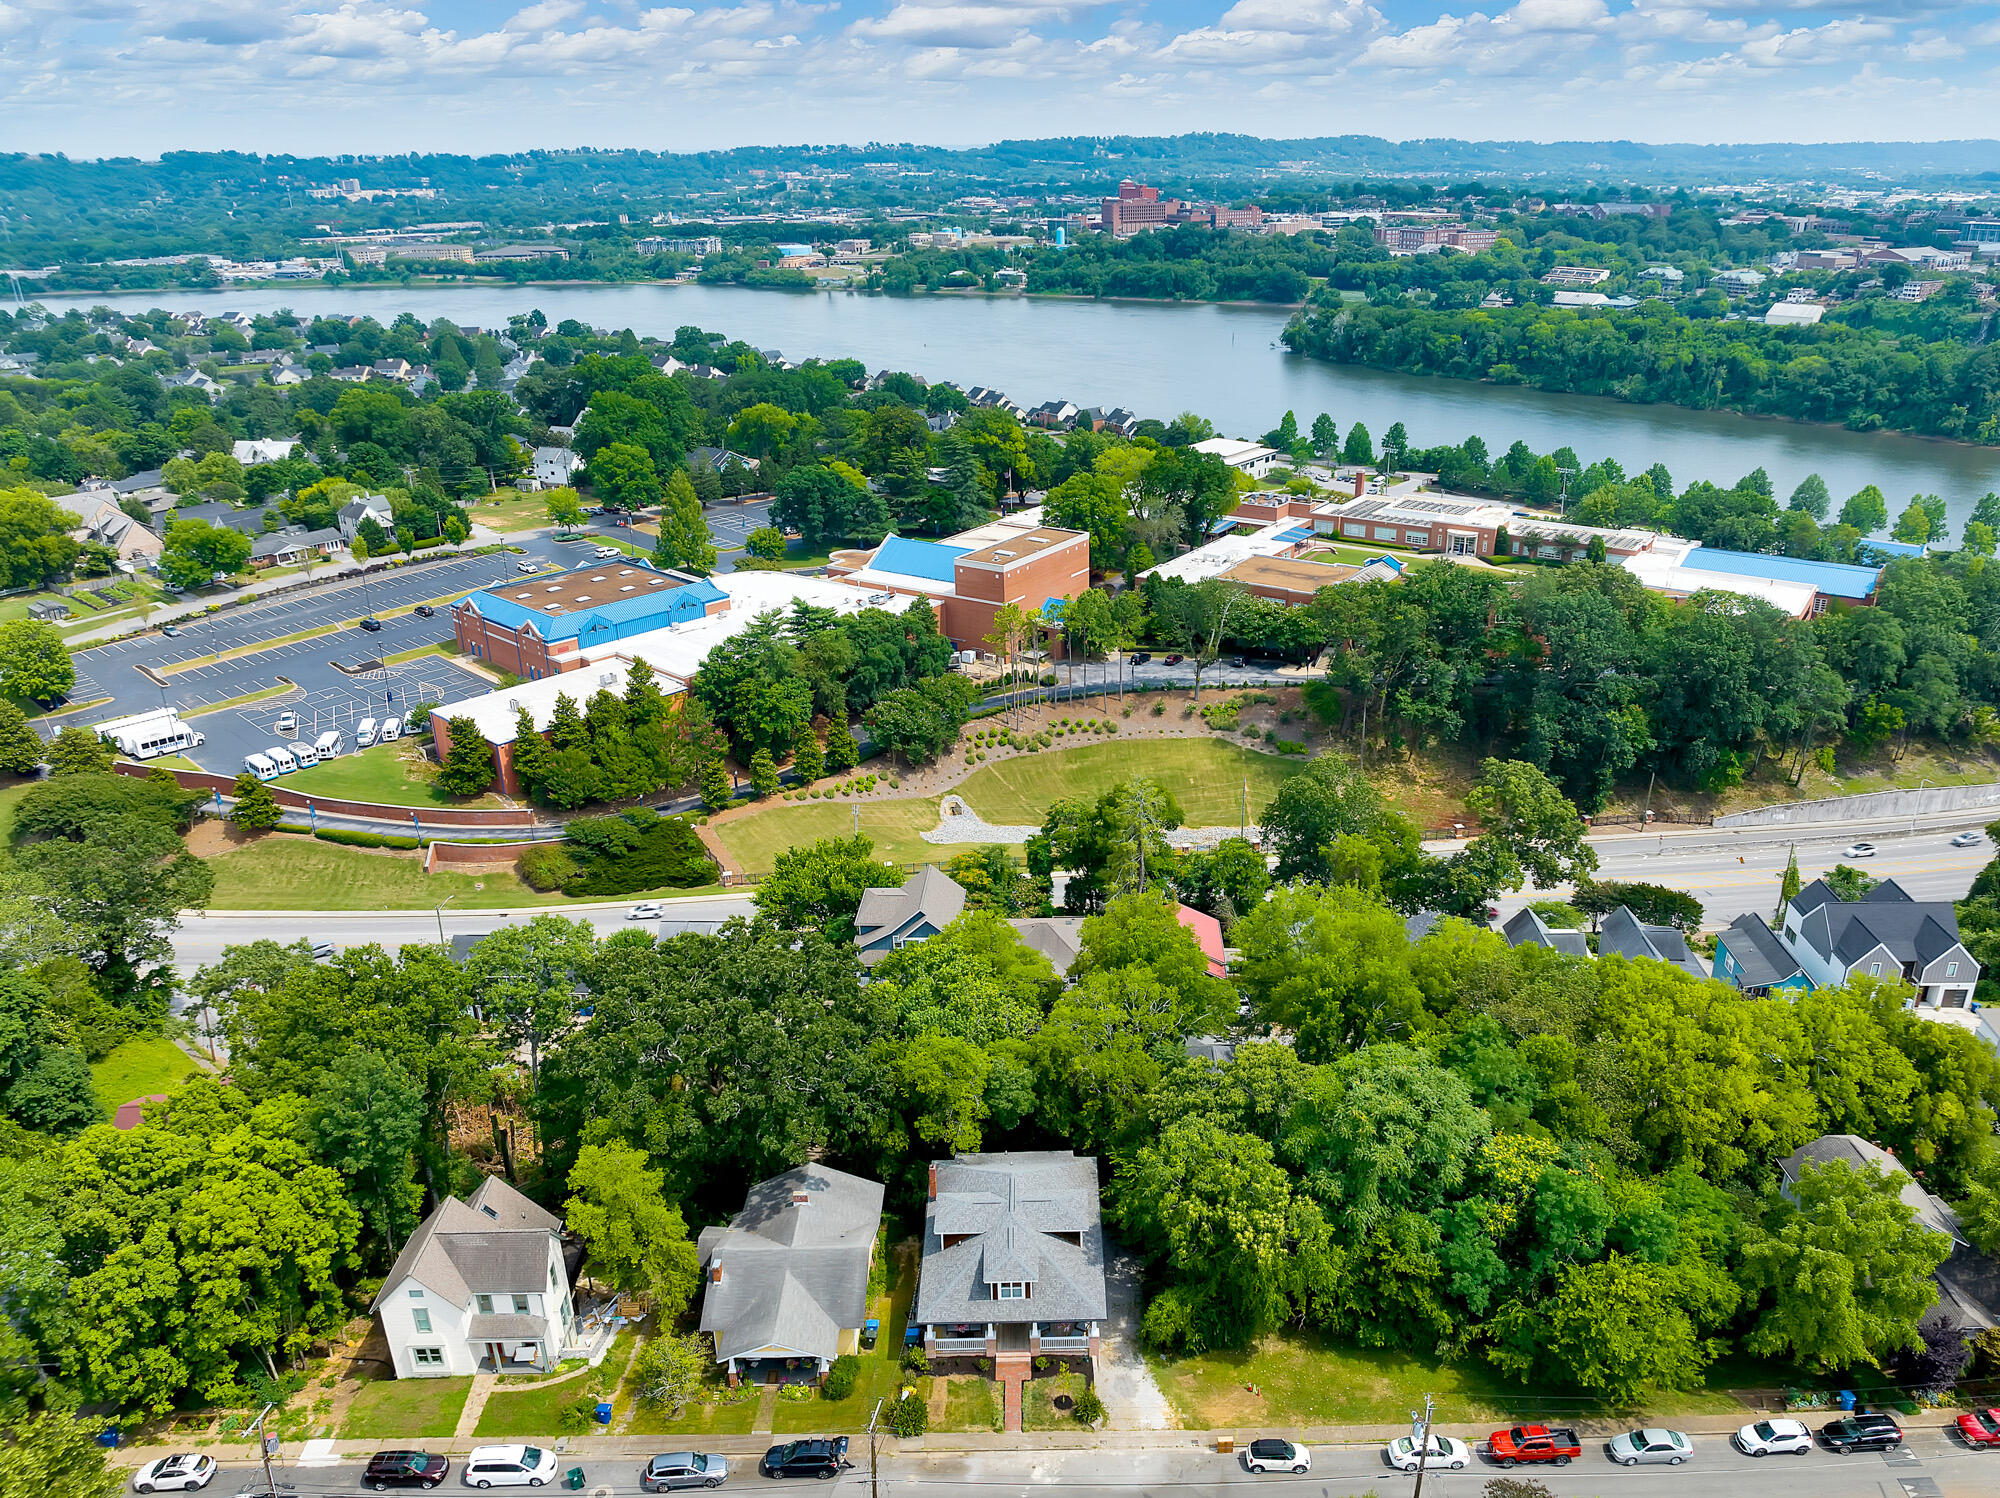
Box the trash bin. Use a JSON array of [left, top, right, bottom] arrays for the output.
[[564, 1466, 587, 1491], [94, 1431, 120, 1449], [594, 1402, 613, 1425], [1838, 1390, 1857, 1410], [862, 1319, 880, 1350]]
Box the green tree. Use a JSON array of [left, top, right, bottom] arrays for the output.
[[19, 816, 212, 995], [465, 916, 597, 1088], [434, 718, 494, 797], [543, 485, 588, 530], [1777, 845, 1802, 921], [228, 772, 283, 830], [45, 726, 112, 777], [1342, 422, 1374, 465], [0, 698, 44, 775], [564, 1141, 701, 1316], [1257, 751, 1411, 884], [1172, 836, 1269, 927], [824, 721, 858, 774], [306, 1049, 425, 1261], [699, 759, 733, 811], [754, 835, 903, 945], [0, 1395, 123, 1498], [749, 748, 780, 798], [1488, 1255, 1711, 1401], [1309, 413, 1338, 454], [1788, 473, 1831, 520], [1461, 757, 1599, 891], [159, 518, 251, 590], [893, 1032, 992, 1152], [744, 525, 787, 561], [1232, 885, 1425, 1055], [1839, 484, 1890, 534], [0, 621, 75, 705], [1073, 889, 1231, 1032], [587, 444, 661, 509], [790, 732, 824, 785], [653, 468, 716, 574], [1893, 495, 1941, 545], [1262, 410, 1299, 449], [1743, 1159, 1952, 1369], [0, 490, 84, 590], [630, 1332, 709, 1416]]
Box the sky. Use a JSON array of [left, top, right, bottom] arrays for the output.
[[5, 0, 2000, 158]]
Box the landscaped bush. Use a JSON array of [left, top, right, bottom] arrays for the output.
[[517, 844, 581, 891], [900, 1346, 928, 1376], [314, 827, 420, 850], [822, 1354, 861, 1401], [561, 808, 715, 896], [1071, 1387, 1105, 1426], [887, 1391, 929, 1437], [1273, 738, 1307, 755]]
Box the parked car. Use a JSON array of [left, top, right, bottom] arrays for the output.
[[759, 1439, 850, 1480], [642, 1453, 728, 1491], [1383, 1435, 1469, 1472], [1130, 651, 1152, 665], [1734, 1418, 1813, 1457], [414, 604, 436, 618], [1842, 841, 1878, 859], [132, 1454, 217, 1492], [1484, 1426, 1580, 1467], [1818, 1413, 1903, 1452], [365, 1450, 451, 1490], [516, 561, 540, 574], [462, 1444, 559, 1488], [1229, 655, 1246, 668], [160, 624, 181, 637], [1955, 1407, 2000, 1447], [1953, 830, 1984, 848], [360, 617, 384, 632], [1608, 1429, 1692, 1467], [1164, 653, 1185, 665], [595, 546, 621, 559], [1243, 1439, 1309, 1474], [629, 902, 663, 920], [274, 710, 297, 735]]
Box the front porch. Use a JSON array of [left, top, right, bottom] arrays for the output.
[[725, 1351, 828, 1388]]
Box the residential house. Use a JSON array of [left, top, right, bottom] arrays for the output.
[[529, 446, 585, 490], [163, 501, 276, 538], [1771, 877, 1979, 1008], [233, 438, 299, 465], [1599, 906, 1708, 980], [66, 493, 165, 567], [853, 864, 966, 965], [696, 1165, 885, 1386], [1027, 400, 1080, 430], [338, 492, 397, 543], [964, 386, 1008, 408], [1780, 1135, 1997, 1332], [1711, 913, 1811, 997], [1500, 908, 1590, 958], [250, 527, 344, 569], [1712, 268, 1767, 293], [926, 410, 959, 434], [329, 365, 375, 383], [1176, 904, 1228, 979], [1190, 437, 1282, 479], [370, 1176, 579, 1377], [914, 1152, 1108, 1432], [372, 358, 416, 382], [165, 369, 223, 401], [271, 365, 314, 387], [1095, 408, 1140, 438], [1005, 916, 1084, 975], [688, 446, 760, 476]]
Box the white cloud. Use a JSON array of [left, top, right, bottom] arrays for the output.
[[508, 0, 586, 30], [1737, 17, 1895, 67]]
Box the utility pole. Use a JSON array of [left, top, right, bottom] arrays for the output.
[[866, 1398, 884, 1498], [1410, 1394, 1435, 1498], [250, 1402, 279, 1498]]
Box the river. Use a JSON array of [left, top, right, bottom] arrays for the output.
[[42, 282, 2000, 528]]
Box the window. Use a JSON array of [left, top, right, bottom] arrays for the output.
[[408, 1288, 424, 1299], [476, 1294, 494, 1314], [412, 1308, 432, 1334], [513, 1295, 531, 1315], [1869, 962, 1882, 977], [1948, 961, 1960, 977], [995, 1283, 1027, 1300], [412, 1347, 444, 1367]]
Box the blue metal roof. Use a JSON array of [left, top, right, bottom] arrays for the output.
[[1681, 546, 1881, 600], [868, 534, 968, 584], [1275, 525, 1315, 543], [463, 569, 725, 644], [1855, 538, 1928, 562], [1040, 596, 1067, 622]]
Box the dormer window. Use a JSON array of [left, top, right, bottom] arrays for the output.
[[476, 1294, 494, 1314], [995, 1283, 1027, 1300]]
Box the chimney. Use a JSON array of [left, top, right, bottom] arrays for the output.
[[1351, 472, 1365, 498], [710, 1259, 722, 1284], [927, 1162, 938, 1201]]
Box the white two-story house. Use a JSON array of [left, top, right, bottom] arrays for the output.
[[372, 1177, 577, 1377], [1776, 877, 1979, 1008]]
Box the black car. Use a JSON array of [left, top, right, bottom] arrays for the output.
[[1819, 1413, 1903, 1453], [1229, 655, 1247, 668], [760, 1439, 850, 1480], [1130, 651, 1152, 665], [359, 617, 384, 632], [413, 604, 435, 618], [363, 1450, 450, 1490]]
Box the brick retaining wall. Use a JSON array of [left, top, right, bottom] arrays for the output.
[[114, 761, 540, 827]]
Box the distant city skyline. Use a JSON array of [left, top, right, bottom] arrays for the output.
[[6, 0, 2000, 159]]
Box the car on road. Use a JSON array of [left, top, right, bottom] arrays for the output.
[[642, 1453, 728, 1491], [1953, 830, 1984, 848], [1842, 841, 1878, 859], [1243, 1439, 1309, 1474], [311, 941, 337, 960], [365, 1450, 451, 1489], [1818, 1413, 1903, 1452], [1734, 1418, 1813, 1457], [1955, 1407, 2000, 1447], [1130, 651, 1151, 665], [274, 711, 297, 735], [132, 1454, 217, 1492], [414, 604, 436, 618], [1383, 1435, 1469, 1471], [160, 624, 182, 637], [1608, 1429, 1692, 1466], [360, 617, 384, 632], [462, 1444, 559, 1488], [629, 902, 663, 920], [1229, 655, 1246, 668], [759, 1439, 850, 1480]]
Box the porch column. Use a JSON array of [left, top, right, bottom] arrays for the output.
[[727, 1357, 739, 1388], [923, 1324, 936, 1358], [984, 1322, 997, 1358], [1029, 1322, 1041, 1356], [817, 1356, 829, 1383], [1087, 1321, 1101, 1364]]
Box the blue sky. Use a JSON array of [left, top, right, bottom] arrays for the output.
[[6, 0, 1999, 157]]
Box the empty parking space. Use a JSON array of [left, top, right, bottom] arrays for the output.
[[706, 500, 773, 549]]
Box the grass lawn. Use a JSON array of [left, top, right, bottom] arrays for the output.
[[282, 740, 504, 810], [958, 738, 1304, 828], [0, 779, 30, 840], [622, 1388, 763, 1437], [1151, 1332, 1764, 1428], [1021, 1371, 1092, 1433], [937, 1376, 1002, 1433], [715, 795, 984, 876], [339, 1373, 472, 1439], [477, 1336, 637, 1438], [774, 1239, 920, 1433], [91, 1035, 198, 1111], [474, 493, 562, 532], [185, 683, 293, 718]]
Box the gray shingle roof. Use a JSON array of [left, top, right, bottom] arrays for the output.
[[1006, 917, 1082, 974], [468, 1312, 549, 1339], [1779, 1134, 1963, 1242], [1718, 913, 1804, 989], [371, 1176, 561, 1312], [1792, 877, 1967, 971], [916, 1153, 1107, 1327], [854, 866, 966, 963], [1599, 906, 1706, 979], [1500, 908, 1590, 958]]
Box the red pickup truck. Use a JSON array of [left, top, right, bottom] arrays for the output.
[[1485, 1426, 1583, 1467]]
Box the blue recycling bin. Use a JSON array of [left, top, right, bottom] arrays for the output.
[[1838, 1390, 1857, 1410], [95, 1430, 120, 1449], [595, 1401, 613, 1425]]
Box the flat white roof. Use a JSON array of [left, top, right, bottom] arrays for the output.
[[1620, 554, 1819, 618], [1143, 520, 1300, 585]]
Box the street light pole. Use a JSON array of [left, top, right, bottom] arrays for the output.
[[435, 893, 457, 945], [250, 1402, 279, 1498], [1410, 1394, 1435, 1498]]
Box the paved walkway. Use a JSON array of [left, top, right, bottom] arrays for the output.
[[452, 1374, 497, 1442]]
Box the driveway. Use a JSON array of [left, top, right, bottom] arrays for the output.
[[1095, 1245, 1174, 1430]]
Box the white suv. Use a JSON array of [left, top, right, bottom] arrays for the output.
[[1734, 1418, 1813, 1457], [463, 1445, 559, 1488], [132, 1454, 216, 1492]]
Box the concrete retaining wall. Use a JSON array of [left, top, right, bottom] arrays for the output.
[[423, 840, 545, 870], [1714, 781, 2000, 829], [114, 761, 539, 827]]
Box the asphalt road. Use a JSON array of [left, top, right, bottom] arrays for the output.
[[169, 1435, 1997, 1498]]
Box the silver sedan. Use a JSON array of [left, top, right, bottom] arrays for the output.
[[1608, 1429, 1693, 1466]]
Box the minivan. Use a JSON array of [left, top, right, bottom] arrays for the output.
[[461, 1445, 558, 1489], [243, 752, 278, 782], [266, 745, 298, 774], [314, 730, 343, 759], [289, 740, 319, 768], [356, 718, 378, 748], [274, 710, 297, 735], [380, 716, 402, 741]]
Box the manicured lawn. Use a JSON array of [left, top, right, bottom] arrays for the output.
[[1021, 1371, 1091, 1433], [937, 1376, 1002, 1433], [0, 779, 29, 840], [958, 738, 1304, 828], [477, 1337, 637, 1438], [715, 795, 984, 876], [774, 1239, 920, 1433], [1152, 1332, 1763, 1428], [282, 740, 504, 809], [339, 1373, 472, 1439], [90, 1035, 198, 1111], [621, 1372, 764, 1437]]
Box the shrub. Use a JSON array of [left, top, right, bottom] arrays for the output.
[[900, 1346, 929, 1376], [1033, 1356, 1051, 1373], [518, 843, 581, 891], [562, 814, 716, 897], [1105, 721, 1118, 733], [557, 1394, 598, 1434], [976, 1357, 993, 1373], [887, 1391, 929, 1437], [1274, 738, 1306, 756], [778, 1383, 815, 1402], [822, 1354, 861, 1401], [315, 827, 420, 850], [1152, 701, 1165, 716], [1072, 1387, 1105, 1426]]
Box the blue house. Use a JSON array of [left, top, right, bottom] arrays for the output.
[[1712, 912, 1812, 997], [853, 865, 966, 966]]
